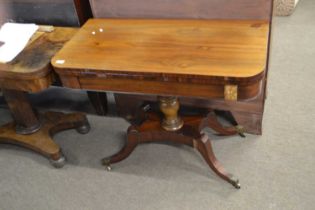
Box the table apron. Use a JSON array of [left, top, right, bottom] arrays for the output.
[[59, 75, 261, 100], [0, 73, 55, 93]]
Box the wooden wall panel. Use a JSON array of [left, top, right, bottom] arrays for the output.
[[90, 0, 273, 20]]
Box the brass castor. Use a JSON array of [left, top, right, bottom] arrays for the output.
[[235, 125, 246, 138], [76, 121, 91, 134], [234, 181, 241, 189], [102, 158, 112, 171], [49, 154, 66, 168], [229, 175, 241, 189]]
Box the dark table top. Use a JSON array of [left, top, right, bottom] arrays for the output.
[[0, 27, 77, 92]]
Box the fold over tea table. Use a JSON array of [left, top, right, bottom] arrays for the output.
[[52, 19, 270, 188], [0, 27, 90, 167]]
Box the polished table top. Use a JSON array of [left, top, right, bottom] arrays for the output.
[[52, 19, 269, 79], [52, 19, 270, 100]]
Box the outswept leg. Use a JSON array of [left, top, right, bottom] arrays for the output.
[[196, 132, 240, 188], [102, 126, 138, 170], [201, 112, 244, 136], [102, 114, 241, 188]]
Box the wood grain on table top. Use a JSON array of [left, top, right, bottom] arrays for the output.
[[0, 27, 78, 80], [52, 19, 270, 79]]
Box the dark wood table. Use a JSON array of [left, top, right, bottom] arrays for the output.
[[52, 19, 270, 188], [0, 27, 90, 168]]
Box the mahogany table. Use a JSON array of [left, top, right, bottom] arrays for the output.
[[52, 19, 270, 188], [0, 27, 90, 168]]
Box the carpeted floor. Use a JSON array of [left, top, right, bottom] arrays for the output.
[[0, 0, 314, 209]]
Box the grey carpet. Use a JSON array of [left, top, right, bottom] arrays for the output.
[[0, 0, 315, 209]]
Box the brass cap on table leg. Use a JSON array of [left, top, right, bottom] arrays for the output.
[[161, 117, 184, 131], [159, 96, 184, 131]]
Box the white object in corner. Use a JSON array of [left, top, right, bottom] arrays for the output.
[[0, 23, 39, 63]]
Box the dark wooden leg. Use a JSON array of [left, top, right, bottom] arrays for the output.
[[2, 89, 41, 134], [102, 126, 139, 170], [200, 111, 244, 136], [231, 111, 263, 135], [87, 91, 108, 116], [195, 132, 240, 188], [103, 97, 240, 188], [0, 89, 90, 168], [114, 93, 146, 121]]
